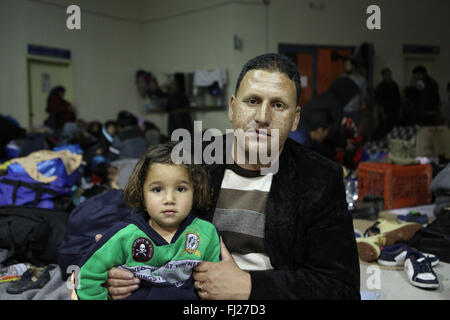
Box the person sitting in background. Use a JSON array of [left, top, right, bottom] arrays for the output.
[[109, 111, 149, 161], [141, 120, 162, 145], [84, 120, 118, 164], [87, 121, 102, 140], [45, 86, 76, 131], [289, 108, 334, 160]]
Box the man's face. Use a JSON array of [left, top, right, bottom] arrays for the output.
[[229, 70, 300, 164]]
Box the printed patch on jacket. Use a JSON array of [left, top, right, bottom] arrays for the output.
[[132, 237, 154, 262], [181, 231, 201, 257]]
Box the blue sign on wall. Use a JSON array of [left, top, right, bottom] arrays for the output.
[[28, 44, 71, 60]]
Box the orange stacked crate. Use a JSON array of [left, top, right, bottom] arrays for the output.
[[357, 162, 432, 210]]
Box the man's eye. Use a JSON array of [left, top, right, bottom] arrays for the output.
[[248, 98, 258, 105], [151, 187, 162, 193], [274, 102, 284, 109]]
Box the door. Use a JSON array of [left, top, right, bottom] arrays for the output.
[[28, 59, 74, 128]]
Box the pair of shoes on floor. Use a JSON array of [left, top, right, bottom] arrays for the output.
[[356, 219, 423, 262], [6, 265, 51, 294], [397, 211, 428, 226]]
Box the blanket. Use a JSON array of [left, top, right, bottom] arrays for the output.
[[0, 249, 71, 300]]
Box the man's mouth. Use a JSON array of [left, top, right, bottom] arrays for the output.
[[246, 129, 271, 137]]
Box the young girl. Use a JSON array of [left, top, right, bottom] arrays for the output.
[[75, 143, 220, 300]]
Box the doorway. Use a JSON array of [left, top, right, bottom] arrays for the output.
[[279, 44, 356, 107], [27, 57, 74, 129]]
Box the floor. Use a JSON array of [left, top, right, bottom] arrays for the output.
[[355, 204, 450, 300]]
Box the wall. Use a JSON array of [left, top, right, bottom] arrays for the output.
[[1, 0, 449, 134], [0, 0, 145, 129]]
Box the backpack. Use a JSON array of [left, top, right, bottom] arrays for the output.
[[0, 205, 69, 266], [57, 189, 132, 280], [407, 210, 450, 263], [0, 174, 73, 211]]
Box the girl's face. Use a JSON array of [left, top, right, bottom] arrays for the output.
[[143, 163, 194, 235]]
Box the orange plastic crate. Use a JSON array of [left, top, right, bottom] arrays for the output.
[[357, 162, 432, 210]]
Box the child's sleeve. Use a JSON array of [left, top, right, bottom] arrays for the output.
[[75, 225, 133, 300], [203, 225, 221, 263]]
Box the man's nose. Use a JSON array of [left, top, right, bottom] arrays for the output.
[[255, 101, 271, 125]]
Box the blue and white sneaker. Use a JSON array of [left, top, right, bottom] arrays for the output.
[[404, 250, 439, 289], [378, 243, 439, 267]]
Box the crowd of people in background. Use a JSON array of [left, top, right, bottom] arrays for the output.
[[1, 86, 169, 207], [290, 62, 446, 171], [0, 61, 448, 193]]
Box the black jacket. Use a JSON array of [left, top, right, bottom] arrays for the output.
[[199, 136, 360, 299]]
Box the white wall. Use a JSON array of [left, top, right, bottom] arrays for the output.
[[0, 0, 145, 129], [1, 0, 449, 134]]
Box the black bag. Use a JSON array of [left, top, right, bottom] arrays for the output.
[[407, 210, 450, 263], [0, 205, 69, 266], [57, 190, 131, 280]]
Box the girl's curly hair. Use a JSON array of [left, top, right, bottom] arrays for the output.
[[124, 142, 210, 212]]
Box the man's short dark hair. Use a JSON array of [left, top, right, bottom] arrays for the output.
[[413, 65, 427, 75], [235, 53, 302, 105]]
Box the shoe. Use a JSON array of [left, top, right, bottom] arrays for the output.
[[377, 243, 439, 267], [397, 211, 428, 226], [357, 219, 423, 263], [6, 266, 51, 294], [404, 250, 439, 289], [356, 235, 382, 262], [364, 219, 423, 244]]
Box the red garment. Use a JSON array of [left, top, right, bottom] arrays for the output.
[[46, 95, 76, 123]]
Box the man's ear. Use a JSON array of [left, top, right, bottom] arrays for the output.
[[228, 95, 236, 122], [291, 105, 301, 132]]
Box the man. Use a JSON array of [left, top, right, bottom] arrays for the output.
[[374, 68, 402, 137], [301, 76, 360, 157], [341, 58, 367, 123], [102, 54, 360, 300], [405, 65, 441, 125]]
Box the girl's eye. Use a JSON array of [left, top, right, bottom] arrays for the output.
[[177, 186, 187, 192], [151, 187, 162, 193]]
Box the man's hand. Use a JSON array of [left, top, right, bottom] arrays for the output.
[[95, 234, 140, 300], [192, 238, 251, 300]]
